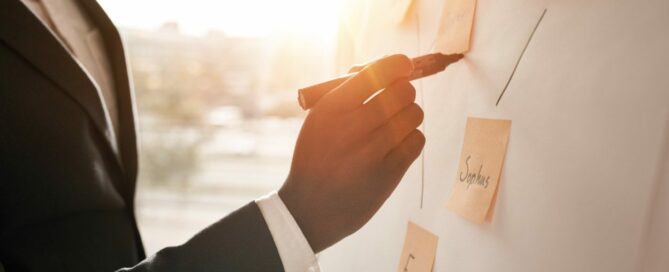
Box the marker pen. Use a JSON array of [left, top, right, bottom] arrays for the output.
[[298, 53, 464, 110]]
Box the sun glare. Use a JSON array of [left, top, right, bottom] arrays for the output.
[[99, 0, 344, 38]]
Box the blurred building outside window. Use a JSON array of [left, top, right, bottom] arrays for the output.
[[100, 0, 343, 254]]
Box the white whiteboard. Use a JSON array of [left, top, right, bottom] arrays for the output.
[[319, 0, 669, 271]]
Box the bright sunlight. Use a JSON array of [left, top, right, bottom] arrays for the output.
[[99, 0, 343, 37]]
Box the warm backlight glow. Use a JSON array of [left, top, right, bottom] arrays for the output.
[[99, 0, 344, 38]]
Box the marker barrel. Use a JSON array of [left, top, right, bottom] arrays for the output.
[[297, 53, 463, 110]]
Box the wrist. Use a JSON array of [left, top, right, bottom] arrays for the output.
[[278, 185, 331, 253]]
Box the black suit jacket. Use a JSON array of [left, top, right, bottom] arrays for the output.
[[0, 1, 283, 271]]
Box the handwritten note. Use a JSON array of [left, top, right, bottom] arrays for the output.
[[433, 0, 477, 54], [397, 222, 438, 272], [447, 117, 511, 224]]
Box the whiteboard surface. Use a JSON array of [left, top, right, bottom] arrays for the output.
[[320, 0, 669, 271]]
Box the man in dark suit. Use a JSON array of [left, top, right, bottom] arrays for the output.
[[0, 0, 424, 271]]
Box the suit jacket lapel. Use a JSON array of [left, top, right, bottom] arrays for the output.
[[79, 0, 139, 203], [0, 0, 123, 167], [80, 4, 145, 257], [0, 0, 145, 258]]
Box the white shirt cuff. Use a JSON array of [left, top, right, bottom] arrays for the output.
[[256, 191, 320, 272]]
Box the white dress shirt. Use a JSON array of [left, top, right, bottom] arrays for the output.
[[21, 1, 320, 270], [256, 192, 321, 272]]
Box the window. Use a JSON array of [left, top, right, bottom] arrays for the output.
[[100, 0, 342, 254]]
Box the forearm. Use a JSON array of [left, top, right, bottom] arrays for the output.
[[117, 202, 284, 272]]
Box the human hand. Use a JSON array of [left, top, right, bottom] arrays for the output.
[[279, 54, 425, 253]]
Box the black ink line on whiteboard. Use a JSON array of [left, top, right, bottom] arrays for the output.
[[415, 11, 425, 210], [496, 8, 547, 106], [404, 253, 416, 272]]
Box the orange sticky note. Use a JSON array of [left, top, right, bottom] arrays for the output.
[[397, 222, 439, 272], [447, 117, 511, 224], [433, 0, 477, 54]]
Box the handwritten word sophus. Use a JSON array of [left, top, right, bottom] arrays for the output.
[[458, 155, 490, 189]]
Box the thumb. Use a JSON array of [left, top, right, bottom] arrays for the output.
[[320, 54, 414, 112]]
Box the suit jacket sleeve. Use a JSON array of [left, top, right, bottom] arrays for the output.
[[116, 202, 285, 272]]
